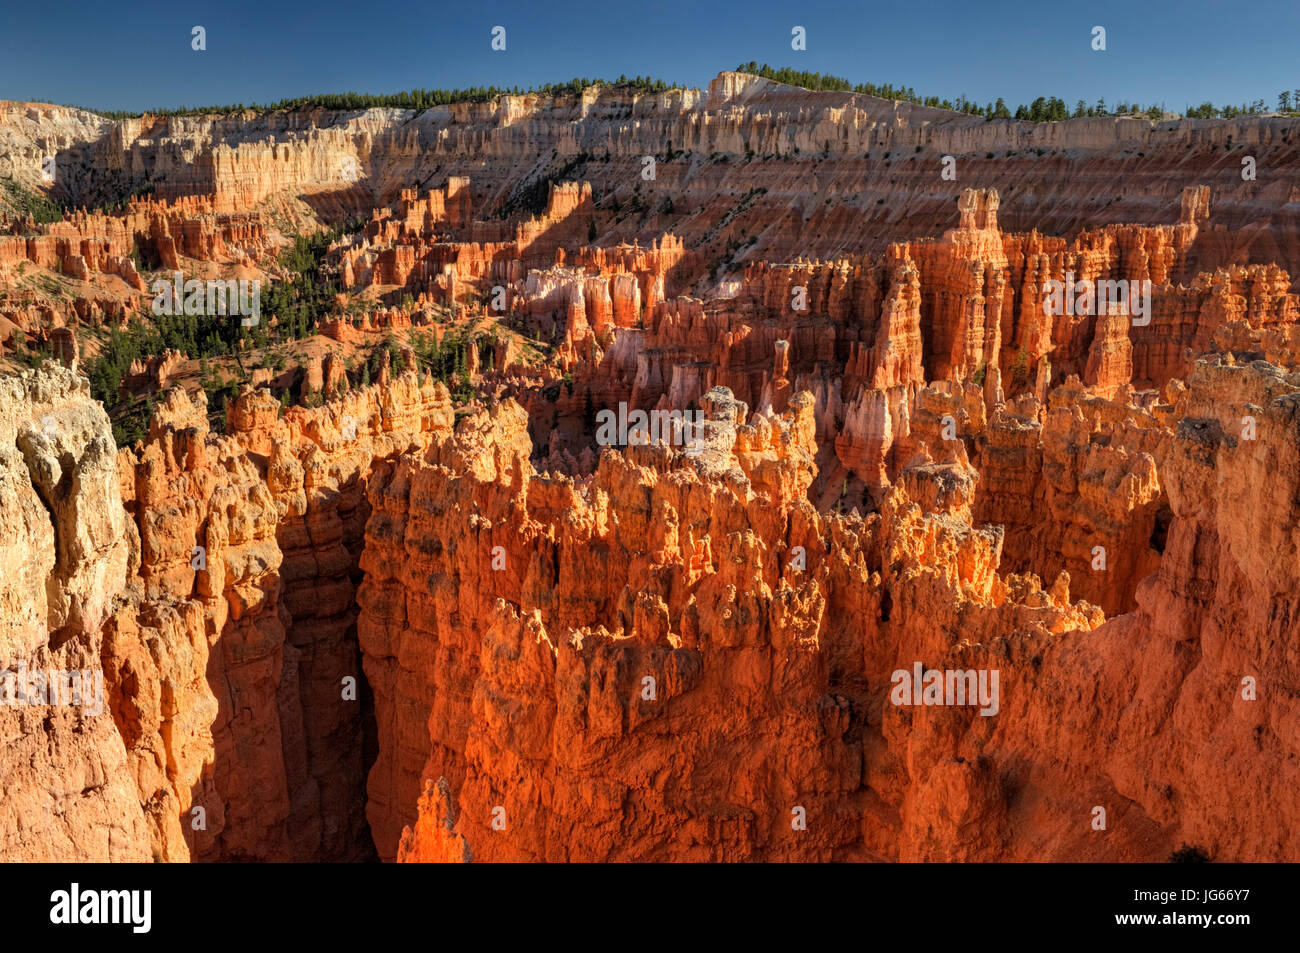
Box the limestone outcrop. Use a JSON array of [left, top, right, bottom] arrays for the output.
[[0, 365, 147, 860]]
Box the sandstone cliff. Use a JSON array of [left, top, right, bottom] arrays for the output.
[[2, 79, 1299, 862], [5, 74, 1300, 285]]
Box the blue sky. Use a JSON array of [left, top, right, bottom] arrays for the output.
[[2, 0, 1297, 113]]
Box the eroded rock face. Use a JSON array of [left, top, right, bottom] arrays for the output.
[[0, 361, 459, 861], [385, 362, 1297, 862], [373, 388, 1098, 861], [0, 366, 147, 860], [105, 373, 455, 861], [2, 337, 1298, 862], [2, 80, 1300, 862], [6, 81, 1300, 279]]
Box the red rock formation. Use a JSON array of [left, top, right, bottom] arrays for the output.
[[0, 366, 145, 860], [0, 194, 277, 279], [375, 382, 1109, 861], [87, 370, 453, 861], [5, 87, 1300, 865], [122, 349, 185, 395]]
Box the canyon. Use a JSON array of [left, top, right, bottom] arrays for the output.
[[0, 71, 1297, 862]]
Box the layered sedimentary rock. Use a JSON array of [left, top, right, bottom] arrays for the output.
[[0, 366, 147, 860], [0, 195, 277, 278], [3, 318, 1298, 862], [0, 358, 460, 861], [384, 354, 1298, 861], [487, 184, 1288, 529], [107, 371, 455, 861], [2, 78, 1300, 863], [374, 388, 1097, 860], [6, 72, 1300, 280]]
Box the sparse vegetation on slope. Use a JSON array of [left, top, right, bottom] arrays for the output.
[[736, 61, 1300, 120], [71, 76, 680, 120], [0, 176, 67, 224]]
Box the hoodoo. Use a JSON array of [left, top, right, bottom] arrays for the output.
[[1, 62, 1299, 866]]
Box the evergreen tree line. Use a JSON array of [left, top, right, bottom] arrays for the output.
[[736, 62, 1300, 121], [63, 67, 1300, 123], [85, 310, 250, 444], [1, 176, 66, 224], [81, 217, 363, 442], [405, 329, 482, 404], [259, 221, 360, 342], [73, 76, 676, 120]]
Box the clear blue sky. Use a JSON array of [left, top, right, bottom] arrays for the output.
[[2, 0, 1297, 113]]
